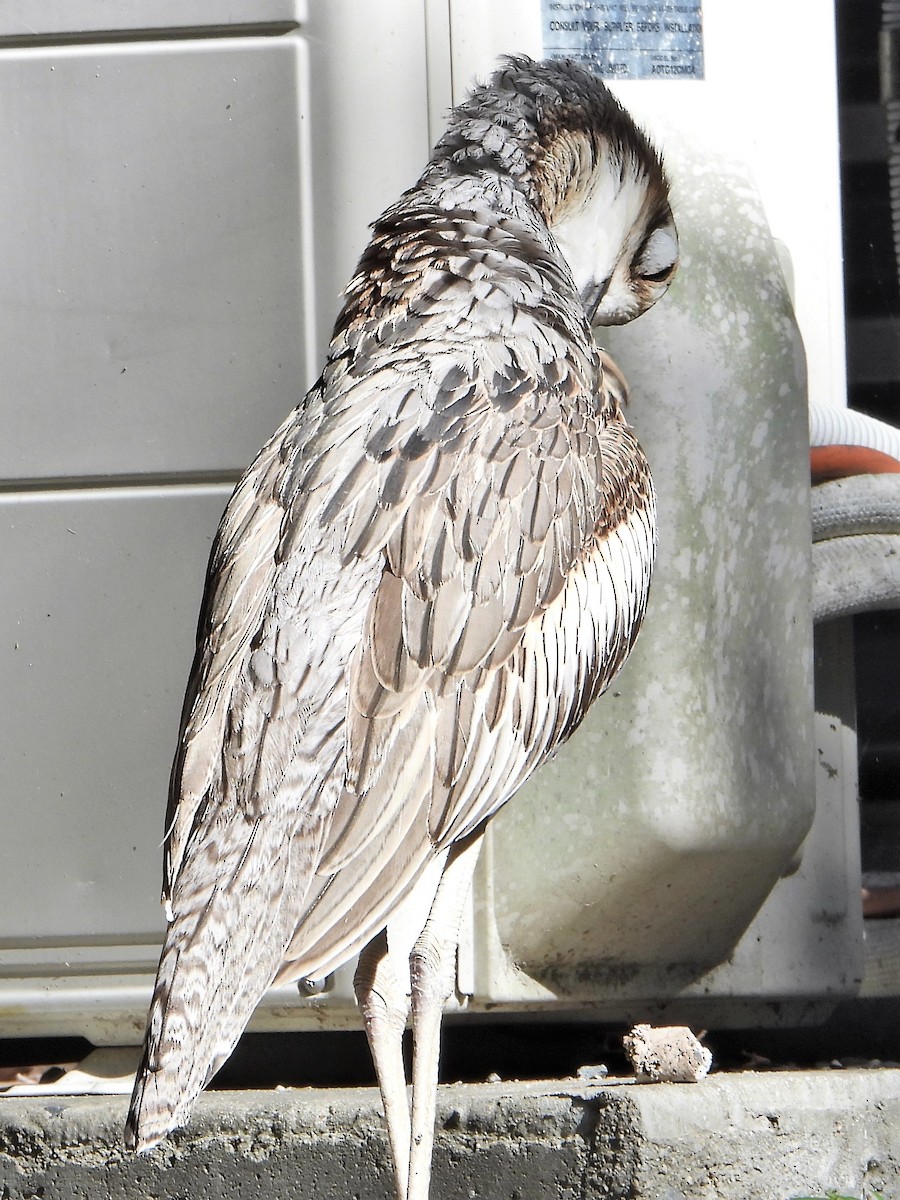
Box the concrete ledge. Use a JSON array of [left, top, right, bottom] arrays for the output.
[[1, 1069, 899, 1198]]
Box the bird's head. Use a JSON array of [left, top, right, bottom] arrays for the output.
[[527, 60, 679, 326], [549, 152, 678, 326], [438, 56, 679, 327]]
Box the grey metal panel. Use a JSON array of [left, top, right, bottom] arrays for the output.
[[0, 1, 435, 1040], [0, 485, 231, 942], [0, 34, 313, 481], [0, 2, 304, 39]]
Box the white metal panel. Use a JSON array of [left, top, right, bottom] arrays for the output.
[[438, 0, 852, 1012], [0, 486, 231, 942], [0, 2, 304, 38], [0, 0, 435, 1040], [0, 35, 315, 481]]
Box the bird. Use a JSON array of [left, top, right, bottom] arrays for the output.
[[125, 54, 678, 1200]]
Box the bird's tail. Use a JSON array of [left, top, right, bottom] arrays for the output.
[[124, 813, 317, 1153], [125, 949, 207, 1151], [125, 745, 336, 1152], [124, 901, 285, 1152]]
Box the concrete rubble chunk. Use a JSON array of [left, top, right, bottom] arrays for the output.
[[623, 1022, 713, 1083]]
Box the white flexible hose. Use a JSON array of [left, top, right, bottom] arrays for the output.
[[810, 400, 900, 460], [808, 405, 900, 621], [812, 473, 900, 542], [813, 533, 900, 622]]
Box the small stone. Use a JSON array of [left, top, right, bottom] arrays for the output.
[[576, 1064, 609, 1082], [622, 1023, 712, 1084]]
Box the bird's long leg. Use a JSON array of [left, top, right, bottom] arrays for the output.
[[407, 832, 484, 1200], [354, 930, 412, 1200]]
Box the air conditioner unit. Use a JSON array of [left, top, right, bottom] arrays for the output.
[[0, 0, 857, 1046]]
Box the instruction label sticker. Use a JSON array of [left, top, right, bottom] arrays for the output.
[[541, 1, 704, 80]]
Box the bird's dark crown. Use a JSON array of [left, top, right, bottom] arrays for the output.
[[429, 55, 669, 227]]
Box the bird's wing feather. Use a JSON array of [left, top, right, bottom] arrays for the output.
[[427, 459, 656, 851], [129, 390, 384, 1149]]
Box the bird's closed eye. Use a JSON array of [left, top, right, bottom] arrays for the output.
[[639, 264, 676, 284], [634, 226, 679, 284]]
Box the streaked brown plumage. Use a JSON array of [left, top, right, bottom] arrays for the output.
[[126, 55, 677, 1200]]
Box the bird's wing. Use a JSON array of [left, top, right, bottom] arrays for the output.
[[421, 415, 657, 850], [272, 344, 655, 982], [161, 399, 326, 902], [129, 393, 349, 1149], [131, 333, 652, 1146], [315, 340, 606, 845]]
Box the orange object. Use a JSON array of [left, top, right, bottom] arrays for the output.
[[811, 444, 900, 484]]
